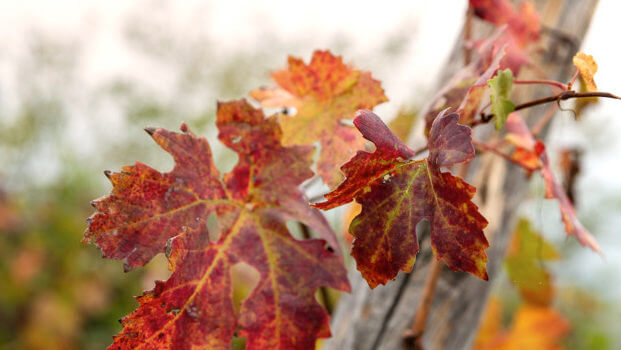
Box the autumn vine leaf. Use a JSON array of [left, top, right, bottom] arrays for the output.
[[573, 52, 598, 92], [250, 50, 387, 187], [84, 100, 349, 349], [488, 68, 515, 130], [506, 219, 559, 306], [504, 113, 601, 253], [314, 110, 489, 288]]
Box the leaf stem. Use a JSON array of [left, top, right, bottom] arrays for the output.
[[567, 69, 580, 90], [514, 79, 568, 91]]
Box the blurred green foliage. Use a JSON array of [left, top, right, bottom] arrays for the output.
[[0, 170, 148, 349]]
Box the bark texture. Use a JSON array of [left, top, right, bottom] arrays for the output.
[[324, 1, 599, 349]]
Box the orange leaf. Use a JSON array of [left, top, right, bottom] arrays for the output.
[[251, 50, 387, 187]]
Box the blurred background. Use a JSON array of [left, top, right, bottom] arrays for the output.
[[0, 1, 619, 349]]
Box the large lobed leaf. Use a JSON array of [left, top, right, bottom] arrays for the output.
[[84, 100, 349, 349], [250, 50, 387, 187], [315, 110, 489, 288]]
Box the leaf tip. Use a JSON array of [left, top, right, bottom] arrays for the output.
[[144, 127, 157, 136]]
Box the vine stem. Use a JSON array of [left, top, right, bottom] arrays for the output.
[[404, 258, 444, 349], [477, 90, 621, 125]]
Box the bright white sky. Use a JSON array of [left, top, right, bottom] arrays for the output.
[[1, 0, 620, 300]]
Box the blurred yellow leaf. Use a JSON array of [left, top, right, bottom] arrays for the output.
[[573, 52, 598, 92]]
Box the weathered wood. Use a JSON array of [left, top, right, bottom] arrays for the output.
[[324, 1, 599, 349]]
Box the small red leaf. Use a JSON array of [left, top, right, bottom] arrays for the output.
[[251, 50, 387, 187], [315, 110, 489, 287]]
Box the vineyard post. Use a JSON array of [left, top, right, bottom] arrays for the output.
[[323, 1, 599, 349]]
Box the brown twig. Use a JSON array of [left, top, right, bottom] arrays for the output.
[[298, 222, 334, 314], [404, 259, 444, 350]]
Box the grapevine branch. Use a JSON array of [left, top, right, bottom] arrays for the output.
[[404, 91, 621, 161], [475, 91, 621, 126]]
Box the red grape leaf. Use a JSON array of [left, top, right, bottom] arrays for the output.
[[504, 113, 601, 253], [250, 50, 387, 187], [505, 219, 559, 306], [315, 110, 489, 288], [85, 100, 349, 349]]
